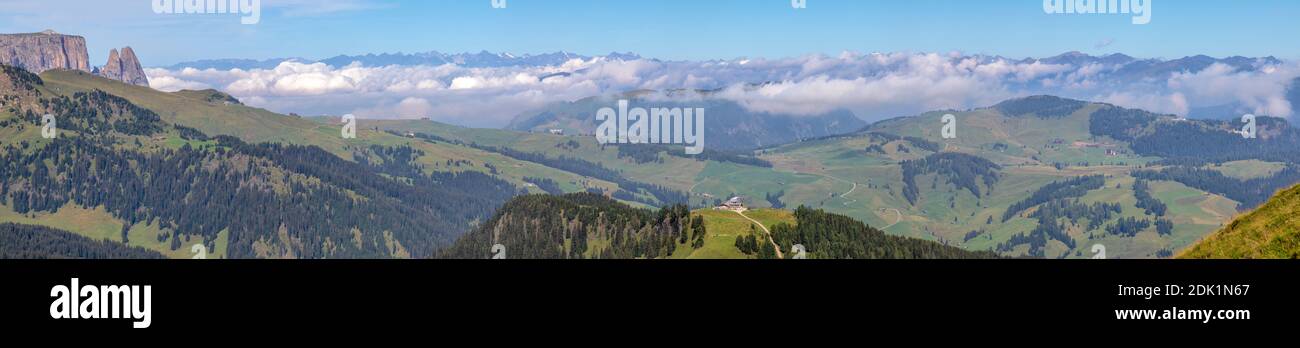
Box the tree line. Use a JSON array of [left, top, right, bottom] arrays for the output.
[[0, 77, 521, 258], [901, 152, 1001, 205], [0, 223, 164, 259], [770, 206, 998, 259], [438, 193, 701, 259], [1003, 175, 1106, 222]]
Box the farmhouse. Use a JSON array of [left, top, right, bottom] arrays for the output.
[[716, 197, 747, 212]]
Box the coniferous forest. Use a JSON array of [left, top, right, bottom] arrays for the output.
[[0, 66, 518, 258], [0, 223, 164, 259], [440, 194, 996, 259], [901, 152, 1001, 205], [770, 207, 998, 259], [438, 193, 697, 259]]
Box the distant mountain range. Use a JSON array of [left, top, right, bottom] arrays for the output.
[[161, 51, 644, 70], [1030, 51, 1281, 80], [160, 50, 1281, 77]]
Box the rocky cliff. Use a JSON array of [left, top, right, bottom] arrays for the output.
[[97, 47, 149, 87], [0, 30, 91, 74]]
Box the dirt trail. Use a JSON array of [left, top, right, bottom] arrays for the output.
[[880, 208, 903, 230], [735, 210, 783, 259]]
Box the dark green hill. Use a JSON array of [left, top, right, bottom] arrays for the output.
[[439, 193, 695, 259], [441, 193, 996, 259], [771, 207, 998, 259], [0, 223, 165, 259], [0, 65, 519, 258]]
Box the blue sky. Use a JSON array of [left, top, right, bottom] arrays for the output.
[[1, 0, 1298, 66]]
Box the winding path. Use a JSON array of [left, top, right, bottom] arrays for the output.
[[688, 179, 706, 195], [815, 173, 859, 206], [879, 208, 903, 230], [735, 210, 783, 259]]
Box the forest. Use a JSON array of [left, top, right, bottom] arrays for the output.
[[613, 143, 772, 168], [438, 193, 699, 259], [770, 207, 998, 259], [1133, 165, 1300, 209], [900, 152, 1001, 205], [523, 177, 564, 195], [1090, 105, 1300, 165], [1132, 179, 1167, 217], [998, 198, 1120, 257], [1003, 175, 1106, 222], [0, 223, 164, 259], [0, 76, 520, 258]]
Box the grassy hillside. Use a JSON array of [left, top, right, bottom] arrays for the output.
[[440, 192, 989, 259], [1, 66, 525, 258], [1180, 184, 1300, 259], [373, 96, 1299, 259], [1, 223, 165, 259], [754, 101, 1195, 258], [42, 70, 333, 148], [14, 68, 1297, 259], [365, 119, 723, 204], [671, 208, 793, 259], [39, 71, 626, 201], [0, 203, 228, 259]]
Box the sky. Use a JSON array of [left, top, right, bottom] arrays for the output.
[[0, 0, 1297, 66], [2, 0, 1298, 126]]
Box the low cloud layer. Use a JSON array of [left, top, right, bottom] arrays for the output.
[[146, 52, 1300, 127]]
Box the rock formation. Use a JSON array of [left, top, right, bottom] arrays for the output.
[[0, 30, 91, 74], [98, 47, 149, 87]]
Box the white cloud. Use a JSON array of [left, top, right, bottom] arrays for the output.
[[147, 74, 212, 91], [144, 53, 1298, 128], [1098, 92, 1190, 116], [1165, 63, 1299, 117]]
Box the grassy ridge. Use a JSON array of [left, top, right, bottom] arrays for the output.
[[1180, 184, 1300, 259], [39, 70, 628, 199], [671, 209, 794, 259], [756, 102, 1227, 258], [0, 203, 228, 259]]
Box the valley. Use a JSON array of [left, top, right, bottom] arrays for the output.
[[370, 95, 1295, 259], [4, 62, 1298, 259]]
